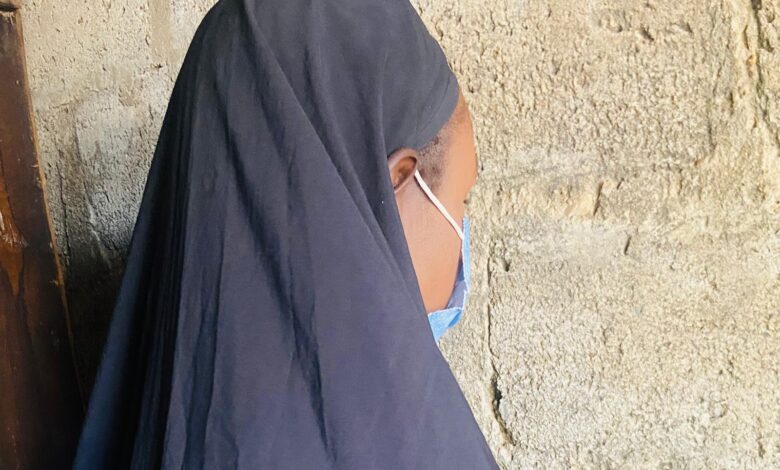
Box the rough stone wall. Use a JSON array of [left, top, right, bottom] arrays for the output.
[[22, 0, 779, 468]]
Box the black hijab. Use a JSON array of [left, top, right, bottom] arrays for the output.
[[72, 0, 499, 467]]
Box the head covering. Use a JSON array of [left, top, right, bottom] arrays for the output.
[[72, 0, 499, 467]]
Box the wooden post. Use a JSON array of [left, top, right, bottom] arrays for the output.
[[0, 1, 85, 468]]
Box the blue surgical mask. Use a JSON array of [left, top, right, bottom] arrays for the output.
[[413, 170, 471, 343]]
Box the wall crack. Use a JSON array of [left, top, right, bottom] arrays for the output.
[[486, 294, 516, 447], [56, 153, 72, 271], [747, 0, 780, 150]]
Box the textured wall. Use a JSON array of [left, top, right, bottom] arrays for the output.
[[22, 0, 779, 468]]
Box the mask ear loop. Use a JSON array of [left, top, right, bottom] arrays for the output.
[[414, 169, 465, 241]]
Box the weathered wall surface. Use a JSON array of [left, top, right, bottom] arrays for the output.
[[22, 0, 779, 468]]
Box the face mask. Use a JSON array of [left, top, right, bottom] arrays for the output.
[[413, 170, 471, 343]]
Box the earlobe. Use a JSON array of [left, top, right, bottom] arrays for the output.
[[387, 147, 419, 194]]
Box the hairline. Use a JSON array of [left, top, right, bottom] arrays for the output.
[[416, 95, 467, 192]]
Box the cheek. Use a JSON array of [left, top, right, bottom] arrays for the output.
[[405, 208, 460, 274], [421, 215, 463, 308], [397, 195, 463, 311]]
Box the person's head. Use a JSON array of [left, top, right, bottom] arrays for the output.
[[387, 88, 477, 312]]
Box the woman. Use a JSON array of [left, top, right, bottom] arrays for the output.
[[72, 0, 498, 467]]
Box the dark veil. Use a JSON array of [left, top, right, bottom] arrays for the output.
[[72, 0, 499, 467]]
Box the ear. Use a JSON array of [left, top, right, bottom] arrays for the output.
[[387, 147, 419, 194]]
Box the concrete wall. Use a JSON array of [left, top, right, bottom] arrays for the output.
[[22, 0, 779, 468]]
